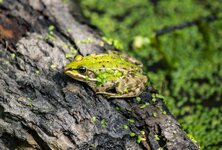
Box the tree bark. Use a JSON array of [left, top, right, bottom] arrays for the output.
[[0, 0, 199, 149]]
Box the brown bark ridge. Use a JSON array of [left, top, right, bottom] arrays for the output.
[[0, 0, 199, 150]]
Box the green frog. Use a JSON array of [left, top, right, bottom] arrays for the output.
[[64, 51, 147, 98]]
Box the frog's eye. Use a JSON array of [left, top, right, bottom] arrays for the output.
[[77, 66, 87, 74]]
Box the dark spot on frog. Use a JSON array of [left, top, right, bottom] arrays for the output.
[[102, 65, 105, 67], [107, 87, 117, 94]]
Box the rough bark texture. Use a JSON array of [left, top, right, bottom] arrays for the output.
[[0, 0, 199, 150]]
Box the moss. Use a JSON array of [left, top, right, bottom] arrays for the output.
[[101, 119, 108, 128]]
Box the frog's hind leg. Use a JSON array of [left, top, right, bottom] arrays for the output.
[[114, 75, 147, 98]]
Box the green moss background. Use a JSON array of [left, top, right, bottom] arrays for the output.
[[80, 0, 222, 149]]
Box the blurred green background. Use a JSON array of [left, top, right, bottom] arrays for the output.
[[79, 0, 222, 149]]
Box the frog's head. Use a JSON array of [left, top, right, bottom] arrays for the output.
[[64, 55, 97, 82]]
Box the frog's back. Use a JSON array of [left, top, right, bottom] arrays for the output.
[[81, 54, 140, 71]]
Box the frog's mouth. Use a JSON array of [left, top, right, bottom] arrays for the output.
[[64, 67, 80, 72], [64, 68, 97, 82]]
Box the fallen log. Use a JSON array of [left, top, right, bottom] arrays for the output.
[[0, 0, 199, 149]]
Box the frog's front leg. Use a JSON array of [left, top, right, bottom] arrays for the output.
[[95, 78, 140, 98], [95, 81, 128, 98], [94, 81, 119, 97]]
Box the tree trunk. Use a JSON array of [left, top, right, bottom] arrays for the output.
[[0, 0, 199, 149]]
